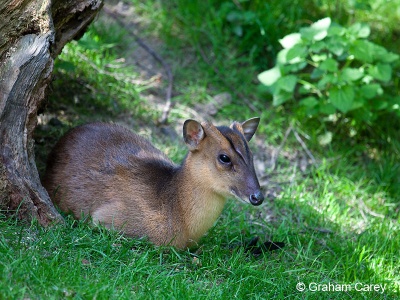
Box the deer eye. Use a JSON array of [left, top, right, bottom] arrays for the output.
[[218, 154, 231, 164]]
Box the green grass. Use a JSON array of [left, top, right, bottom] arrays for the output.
[[1, 175, 398, 298], [3, 0, 400, 299]]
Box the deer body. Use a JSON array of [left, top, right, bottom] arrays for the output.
[[43, 119, 264, 249]]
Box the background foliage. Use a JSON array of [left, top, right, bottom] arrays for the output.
[[258, 17, 399, 130]]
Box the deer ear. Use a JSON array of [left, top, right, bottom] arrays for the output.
[[183, 119, 205, 150], [241, 117, 260, 141]]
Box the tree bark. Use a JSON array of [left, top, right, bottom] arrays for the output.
[[0, 0, 103, 225]]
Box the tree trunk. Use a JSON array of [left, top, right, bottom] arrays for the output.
[[0, 0, 103, 225]]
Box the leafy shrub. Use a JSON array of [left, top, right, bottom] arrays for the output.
[[258, 17, 400, 126]]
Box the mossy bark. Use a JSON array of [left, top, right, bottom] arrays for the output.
[[0, 0, 103, 225]]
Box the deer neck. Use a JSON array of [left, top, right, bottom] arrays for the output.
[[175, 159, 227, 245]]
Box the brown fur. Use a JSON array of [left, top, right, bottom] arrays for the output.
[[42, 119, 263, 249]]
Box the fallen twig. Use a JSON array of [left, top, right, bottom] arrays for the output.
[[103, 6, 174, 125], [270, 125, 292, 171], [293, 130, 316, 165]]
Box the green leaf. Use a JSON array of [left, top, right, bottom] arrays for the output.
[[350, 40, 374, 63], [368, 63, 392, 82], [300, 27, 317, 41], [319, 102, 336, 114], [279, 33, 302, 49], [299, 81, 314, 94], [371, 44, 389, 62], [341, 68, 363, 82], [310, 41, 326, 53], [350, 99, 364, 110], [282, 62, 307, 73], [318, 131, 333, 146], [348, 23, 370, 38], [379, 52, 399, 63], [286, 44, 307, 63], [329, 85, 355, 113], [330, 44, 345, 57], [308, 17, 331, 41], [319, 58, 339, 72], [360, 84, 383, 99], [327, 36, 347, 56], [317, 73, 336, 89], [277, 75, 298, 92], [277, 49, 289, 64], [358, 24, 371, 38], [272, 90, 292, 106], [351, 42, 400, 63], [301, 17, 332, 41], [311, 67, 324, 79], [311, 53, 328, 62], [300, 96, 318, 108], [258, 66, 281, 86], [327, 24, 345, 36], [370, 99, 388, 110], [312, 17, 332, 30], [362, 74, 374, 84]]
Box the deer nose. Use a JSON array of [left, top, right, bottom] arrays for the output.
[[249, 191, 264, 206]]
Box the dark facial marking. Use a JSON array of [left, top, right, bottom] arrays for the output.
[[231, 123, 251, 159], [216, 126, 250, 163]]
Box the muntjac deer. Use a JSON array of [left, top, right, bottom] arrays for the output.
[[43, 118, 264, 249]]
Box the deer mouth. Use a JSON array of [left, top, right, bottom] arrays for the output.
[[229, 188, 251, 205], [229, 188, 264, 206]]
